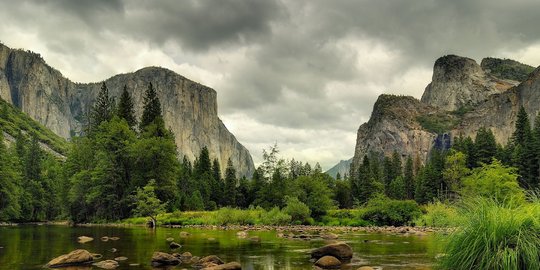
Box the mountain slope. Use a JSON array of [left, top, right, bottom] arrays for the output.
[[0, 97, 68, 157], [0, 43, 254, 177], [326, 158, 352, 179], [352, 55, 536, 172]]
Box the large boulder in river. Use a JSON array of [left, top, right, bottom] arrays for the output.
[[315, 256, 342, 269], [199, 255, 225, 265], [311, 242, 353, 261], [203, 261, 242, 270], [151, 252, 181, 266], [46, 249, 94, 268]]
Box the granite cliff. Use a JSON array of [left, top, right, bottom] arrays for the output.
[[352, 54, 537, 172], [0, 43, 254, 177]]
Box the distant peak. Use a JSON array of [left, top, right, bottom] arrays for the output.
[[480, 57, 535, 82]]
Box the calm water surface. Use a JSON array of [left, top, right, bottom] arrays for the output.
[[0, 225, 442, 270]]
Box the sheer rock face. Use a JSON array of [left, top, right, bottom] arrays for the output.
[[0, 43, 254, 177], [351, 95, 438, 171], [421, 55, 517, 111], [352, 54, 538, 171]]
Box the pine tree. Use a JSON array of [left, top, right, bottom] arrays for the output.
[[210, 158, 223, 206], [474, 127, 497, 166], [117, 85, 137, 129], [139, 82, 162, 131], [513, 106, 531, 144], [404, 156, 415, 199], [223, 158, 237, 207], [90, 82, 115, 131]]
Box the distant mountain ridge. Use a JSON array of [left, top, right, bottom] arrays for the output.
[[352, 55, 537, 173], [0, 43, 254, 177], [326, 158, 352, 179]]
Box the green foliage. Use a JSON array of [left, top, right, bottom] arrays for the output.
[[442, 150, 470, 195], [414, 201, 464, 227], [417, 113, 459, 134], [361, 195, 422, 226], [132, 179, 166, 226], [214, 207, 256, 225], [291, 174, 334, 218], [0, 132, 22, 221], [259, 207, 292, 225], [439, 198, 540, 270], [283, 196, 311, 224], [184, 190, 204, 211], [461, 159, 525, 204]]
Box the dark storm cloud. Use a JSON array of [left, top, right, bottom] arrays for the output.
[[2, 0, 540, 167], [122, 0, 285, 51]]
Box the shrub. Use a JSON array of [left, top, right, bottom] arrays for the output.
[[440, 198, 540, 270], [259, 207, 291, 225], [283, 196, 311, 224], [461, 160, 525, 205], [361, 195, 422, 226], [414, 201, 464, 227], [213, 207, 256, 225]]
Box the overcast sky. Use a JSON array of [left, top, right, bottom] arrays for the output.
[[1, 0, 540, 169]]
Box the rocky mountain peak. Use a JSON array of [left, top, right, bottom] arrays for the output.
[[421, 55, 516, 111], [0, 44, 255, 177]]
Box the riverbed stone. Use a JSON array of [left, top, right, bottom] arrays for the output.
[[202, 261, 242, 270], [77, 236, 94, 244], [357, 267, 375, 270], [166, 237, 175, 242], [93, 260, 119, 269], [311, 242, 353, 261], [199, 255, 224, 266], [315, 256, 341, 269], [114, 256, 128, 261], [151, 252, 181, 266], [109, 236, 120, 241], [100, 236, 109, 242], [170, 242, 181, 249], [46, 249, 94, 268]]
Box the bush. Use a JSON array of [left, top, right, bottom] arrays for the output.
[[213, 207, 256, 225], [440, 198, 540, 270], [361, 195, 422, 226], [414, 201, 464, 227], [283, 196, 311, 224], [461, 160, 525, 205], [259, 207, 291, 225]]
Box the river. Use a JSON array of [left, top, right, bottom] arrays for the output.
[[0, 225, 441, 269]]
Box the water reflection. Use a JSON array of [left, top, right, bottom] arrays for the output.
[[0, 225, 441, 270]]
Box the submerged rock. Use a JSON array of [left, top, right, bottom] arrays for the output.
[[202, 261, 242, 270], [151, 251, 181, 266], [46, 249, 94, 268], [77, 236, 94, 244], [311, 242, 353, 261], [114, 256, 128, 261], [197, 255, 224, 267], [357, 267, 375, 270], [93, 260, 119, 269], [170, 242, 182, 249]]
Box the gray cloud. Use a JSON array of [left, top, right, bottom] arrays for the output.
[[1, 0, 540, 168]]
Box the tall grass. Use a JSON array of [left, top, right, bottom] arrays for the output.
[[439, 197, 540, 270], [415, 201, 464, 227]]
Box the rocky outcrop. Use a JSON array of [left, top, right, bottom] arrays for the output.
[[0, 43, 254, 177], [352, 95, 439, 170], [421, 55, 517, 111], [352, 55, 538, 172]]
